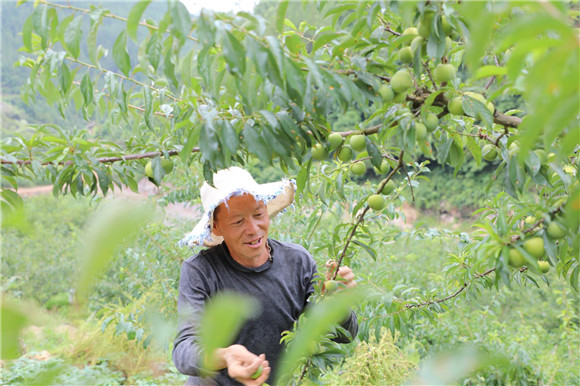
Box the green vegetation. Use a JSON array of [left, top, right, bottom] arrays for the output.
[[1, 0, 579, 384]]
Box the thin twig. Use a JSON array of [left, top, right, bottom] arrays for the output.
[[401, 162, 415, 202], [494, 126, 510, 147], [425, 62, 438, 91], [403, 267, 497, 310], [297, 360, 310, 384]]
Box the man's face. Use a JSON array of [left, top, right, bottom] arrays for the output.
[[212, 194, 270, 266]]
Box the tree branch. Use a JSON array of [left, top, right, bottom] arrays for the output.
[[1, 148, 199, 166], [404, 267, 496, 309], [332, 150, 405, 280]]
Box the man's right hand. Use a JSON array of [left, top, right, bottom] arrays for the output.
[[217, 344, 271, 385]]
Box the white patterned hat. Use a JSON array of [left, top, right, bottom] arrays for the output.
[[179, 167, 295, 248]]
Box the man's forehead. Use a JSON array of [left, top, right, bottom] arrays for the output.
[[218, 193, 266, 211]]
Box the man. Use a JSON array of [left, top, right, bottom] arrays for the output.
[[174, 167, 358, 385]]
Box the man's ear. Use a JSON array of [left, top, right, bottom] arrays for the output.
[[212, 219, 222, 237]]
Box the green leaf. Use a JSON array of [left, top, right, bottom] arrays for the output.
[[127, 0, 152, 42], [296, 163, 310, 195], [219, 120, 239, 155], [199, 120, 220, 166], [169, 1, 192, 41], [32, 3, 49, 49], [222, 31, 246, 77], [143, 86, 153, 131], [58, 63, 72, 95], [243, 124, 272, 162], [22, 14, 33, 52], [352, 240, 377, 261], [64, 16, 82, 58], [366, 138, 383, 169], [80, 72, 93, 105], [285, 33, 301, 54], [113, 31, 131, 76], [87, 8, 105, 65], [472, 65, 507, 81], [146, 34, 162, 71], [312, 31, 342, 53], [276, 0, 289, 34], [465, 136, 481, 165]]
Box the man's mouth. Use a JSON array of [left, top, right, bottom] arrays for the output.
[[246, 237, 263, 246]]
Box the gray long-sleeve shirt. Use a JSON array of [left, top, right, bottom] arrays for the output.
[[173, 239, 358, 385]]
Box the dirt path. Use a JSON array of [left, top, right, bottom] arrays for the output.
[[15, 179, 200, 221]]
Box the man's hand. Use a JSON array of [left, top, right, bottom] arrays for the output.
[[324, 260, 357, 292], [216, 345, 271, 385]]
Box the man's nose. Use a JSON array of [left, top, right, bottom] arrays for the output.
[[245, 218, 259, 233]]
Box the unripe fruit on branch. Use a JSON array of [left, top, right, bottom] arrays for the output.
[[325, 280, 339, 292], [410, 36, 424, 54], [402, 27, 418, 37], [390, 70, 413, 93], [415, 123, 427, 140], [350, 162, 366, 176], [523, 237, 545, 259], [350, 135, 366, 152], [448, 97, 464, 115], [328, 133, 343, 150], [161, 159, 174, 173], [424, 113, 439, 131], [381, 179, 396, 195], [441, 15, 453, 35], [393, 92, 407, 103], [398, 47, 414, 63], [379, 85, 395, 102], [311, 143, 328, 161], [337, 145, 353, 162], [508, 142, 519, 157], [546, 222, 566, 239], [538, 261, 550, 274], [464, 91, 486, 104], [418, 10, 434, 37], [376, 159, 391, 174], [482, 144, 498, 161], [433, 64, 456, 83], [368, 194, 386, 210], [508, 248, 525, 268], [145, 162, 154, 178]]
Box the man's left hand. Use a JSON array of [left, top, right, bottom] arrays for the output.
[[325, 260, 357, 291]]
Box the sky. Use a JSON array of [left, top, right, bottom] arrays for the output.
[[181, 0, 259, 14]]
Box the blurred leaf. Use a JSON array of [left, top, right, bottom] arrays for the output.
[[1, 301, 28, 359], [63, 16, 82, 58], [127, 0, 151, 42], [472, 65, 507, 81], [276, 288, 365, 384], [276, 0, 289, 34], [411, 346, 509, 384], [112, 31, 131, 76], [200, 292, 259, 369], [76, 201, 154, 302]]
